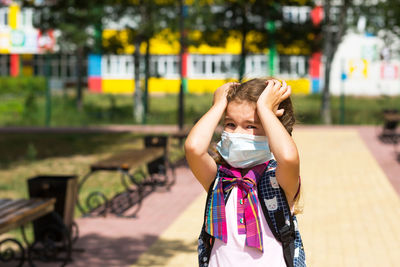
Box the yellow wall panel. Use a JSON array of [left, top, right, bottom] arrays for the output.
[[101, 78, 310, 95], [188, 79, 236, 94], [22, 66, 33, 76], [148, 78, 180, 94], [148, 78, 236, 94], [102, 79, 134, 94], [9, 4, 19, 29], [287, 78, 311, 94]]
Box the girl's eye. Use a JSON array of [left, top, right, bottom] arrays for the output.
[[247, 125, 257, 129], [225, 122, 235, 128]]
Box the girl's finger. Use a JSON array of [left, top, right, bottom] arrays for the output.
[[265, 79, 274, 90], [279, 80, 288, 94], [275, 108, 285, 117], [281, 85, 291, 100], [272, 79, 281, 91]]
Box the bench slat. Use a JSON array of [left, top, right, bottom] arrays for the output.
[[384, 113, 400, 122], [91, 148, 164, 171], [0, 199, 25, 210], [0, 199, 52, 225], [0, 198, 56, 234], [0, 199, 32, 218], [0, 199, 10, 206]]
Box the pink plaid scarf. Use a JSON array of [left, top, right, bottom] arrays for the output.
[[205, 162, 268, 252]]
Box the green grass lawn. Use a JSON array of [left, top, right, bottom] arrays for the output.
[[1, 90, 399, 126], [0, 91, 214, 126]]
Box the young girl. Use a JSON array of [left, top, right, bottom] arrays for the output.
[[185, 78, 306, 267]]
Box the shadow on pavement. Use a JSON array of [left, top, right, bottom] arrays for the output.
[[132, 238, 198, 267]]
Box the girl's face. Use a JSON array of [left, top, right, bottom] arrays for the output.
[[224, 100, 265, 136]]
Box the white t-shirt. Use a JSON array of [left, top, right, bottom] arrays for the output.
[[209, 186, 286, 267]]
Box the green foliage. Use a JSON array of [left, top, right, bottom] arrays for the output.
[[188, 0, 317, 52], [0, 92, 399, 126], [26, 1, 111, 52], [0, 77, 47, 125], [0, 76, 46, 96], [102, 0, 177, 52]]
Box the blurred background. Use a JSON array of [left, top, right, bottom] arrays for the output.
[[0, 0, 399, 128]]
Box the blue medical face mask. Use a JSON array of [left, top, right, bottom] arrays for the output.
[[216, 131, 274, 168]]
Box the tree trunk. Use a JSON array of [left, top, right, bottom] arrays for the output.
[[321, 0, 350, 124], [133, 39, 144, 123], [144, 37, 150, 116], [239, 30, 247, 82], [178, 0, 185, 129], [76, 46, 84, 111], [239, 5, 249, 82], [321, 52, 333, 124]]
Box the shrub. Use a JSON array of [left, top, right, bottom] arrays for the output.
[[0, 77, 47, 123]]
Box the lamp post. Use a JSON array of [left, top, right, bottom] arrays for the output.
[[266, 20, 276, 77], [44, 52, 51, 127]]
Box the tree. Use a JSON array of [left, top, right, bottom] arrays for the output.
[[110, 0, 177, 123], [359, 0, 400, 56], [24, 0, 110, 111], [319, 0, 393, 124], [187, 0, 315, 82], [321, 0, 351, 124]]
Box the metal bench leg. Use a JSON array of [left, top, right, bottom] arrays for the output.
[[77, 170, 109, 217], [27, 212, 72, 267], [108, 169, 143, 217], [0, 238, 25, 267], [76, 170, 94, 215], [165, 159, 177, 190]]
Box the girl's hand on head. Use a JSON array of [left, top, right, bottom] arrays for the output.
[[257, 79, 291, 117], [213, 82, 240, 107]]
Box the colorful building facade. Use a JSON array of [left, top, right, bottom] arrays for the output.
[[88, 32, 317, 95], [0, 1, 55, 76], [88, 5, 323, 95]]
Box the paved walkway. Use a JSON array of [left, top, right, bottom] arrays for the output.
[[6, 125, 400, 267], [130, 126, 400, 267], [27, 126, 397, 267]]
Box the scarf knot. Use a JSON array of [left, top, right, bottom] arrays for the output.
[[205, 162, 268, 252]]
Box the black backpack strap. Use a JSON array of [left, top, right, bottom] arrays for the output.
[[274, 209, 295, 267]]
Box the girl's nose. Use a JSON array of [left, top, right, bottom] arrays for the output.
[[233, 127, 248, 135]]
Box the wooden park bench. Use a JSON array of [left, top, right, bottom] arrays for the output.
[[379, 109, 400, 144], [76, 135, 176, 217], [0, 198, 72, 266]]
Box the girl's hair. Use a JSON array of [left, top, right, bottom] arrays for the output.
[[213, 77, 302, 214], [226, 77, 295, 136]]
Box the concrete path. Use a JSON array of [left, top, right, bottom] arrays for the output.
[[130, 126, 400, 267]]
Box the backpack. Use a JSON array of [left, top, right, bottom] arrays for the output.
[[197, 159, 306, 267]]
